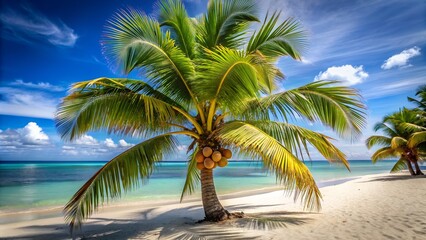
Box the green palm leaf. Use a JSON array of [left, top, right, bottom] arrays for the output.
[[157, 0, 196, 58], [407, 131, 426, 148], [240, 81, 366, 138], [365, 135, 392, 149], [64, 135, 178, 232], [197, 0, 259, 49], [196, 47, 261, 129], [390, 136, 408, 149], [218, 121, 321, 210], [371, 147, 397, 163], [103, 9, 196, 106], [390, 158, 407, 173], [399, 122, 426, 133], [373, 122, 398, 137], [56, 78, 185, 141], [252, 55, 284, 94], [245, 120, 348, 168], [180, 147, 201, 202], [247, 12, 306, 60]]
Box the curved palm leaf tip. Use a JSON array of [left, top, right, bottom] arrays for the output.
[[56, 0, 366, 233]]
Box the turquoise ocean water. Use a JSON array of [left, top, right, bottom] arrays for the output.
[[0, 160, 399, 214]]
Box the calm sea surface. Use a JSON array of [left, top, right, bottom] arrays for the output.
[[0, 160, 398, 213]]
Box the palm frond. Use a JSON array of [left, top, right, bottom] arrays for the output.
[[197, 0, 259, 49], [180, 147, 201, 202], [56, 78, 185, 141], [245, 120, 348, 169], [390, 158, 407, 173], [373, 122, 398, 137], [103, 8, 196, 106], [252, 56, 283, 94], [407, 97, 426, 111], [247, 12, 306, 60], [157, 0, 196, 58], [407, 131, 426, 149], [399, 122, 426, 133], [390, 136, 408, 149], [64, 135, 178, 233], [196, 47, 260, 125], [371, 147, 397, 163], [365, 135, 392, 149], [218, 121, 322, 211], [239, 81, 366, 139]]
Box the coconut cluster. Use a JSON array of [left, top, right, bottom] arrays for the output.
[[195, 147, 232, 170]]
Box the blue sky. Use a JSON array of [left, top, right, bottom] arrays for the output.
[[0, 0, 425, 161]]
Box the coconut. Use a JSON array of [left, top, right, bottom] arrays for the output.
[[202, 147, 213, 157], [195, 151, 204, 163], [196, 163, 204, 170], [204, 158, 215, 169], [222, 149, 232, 159], [218, 157, 228, 167], [211, 151, 222, 162]]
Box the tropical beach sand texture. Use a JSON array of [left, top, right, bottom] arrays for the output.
[[1, 172, 425, 240]]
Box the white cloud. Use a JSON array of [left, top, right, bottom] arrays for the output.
[[314, 65, 368, 86], [0, 122, 50, 149], [118, 139, 134, 147], [61, 146, 78, 155], [11, 79, 64, 92], [381, 46, 421, 70], [75, 135, 99, 145], [104, 138, 117, 148], [18, 122, 49, 145], [0, 87, 58, 119], [62, 136, 136, 156], [0, 5, 78, 47]]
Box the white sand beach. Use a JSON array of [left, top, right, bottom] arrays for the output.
[[1, 172, 425, 240]]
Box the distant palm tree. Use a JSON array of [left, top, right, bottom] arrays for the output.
[[56, 0, 366, 232], [408, 85, 426, 112], [408, 85, 426, 126], [366, 108, 425, 175]]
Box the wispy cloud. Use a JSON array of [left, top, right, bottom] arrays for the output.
[[314, 65, 368, 86], [0, 87, 58, 119], [62, 135, 135, 156], [10, 79, 64, 92], [261, 0, 426, 67], [381, 46, 421, 70], [362, 76, 425, 100], [0, 5, 78, 47]]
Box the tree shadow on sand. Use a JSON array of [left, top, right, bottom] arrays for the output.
[[5, 204, 315, 240], [362, 174, 426, 183]]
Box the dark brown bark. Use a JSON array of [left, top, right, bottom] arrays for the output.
[[413, 161, 424, 175], [200, 168, 230, 221], [405, 160, 415, 176]]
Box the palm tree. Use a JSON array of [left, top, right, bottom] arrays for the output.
[[408, 85, 426, 126], [56, 0, 366, 232], [408, 85, 426, 112], [366, 108, 426, 175]]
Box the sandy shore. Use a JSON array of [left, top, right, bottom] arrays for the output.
[[1, 172, 425, 239]]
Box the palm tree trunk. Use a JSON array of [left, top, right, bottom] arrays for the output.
[[200, 168, 230, 221], [405, 160, 415, 175], [413, 161, 424, 175]]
